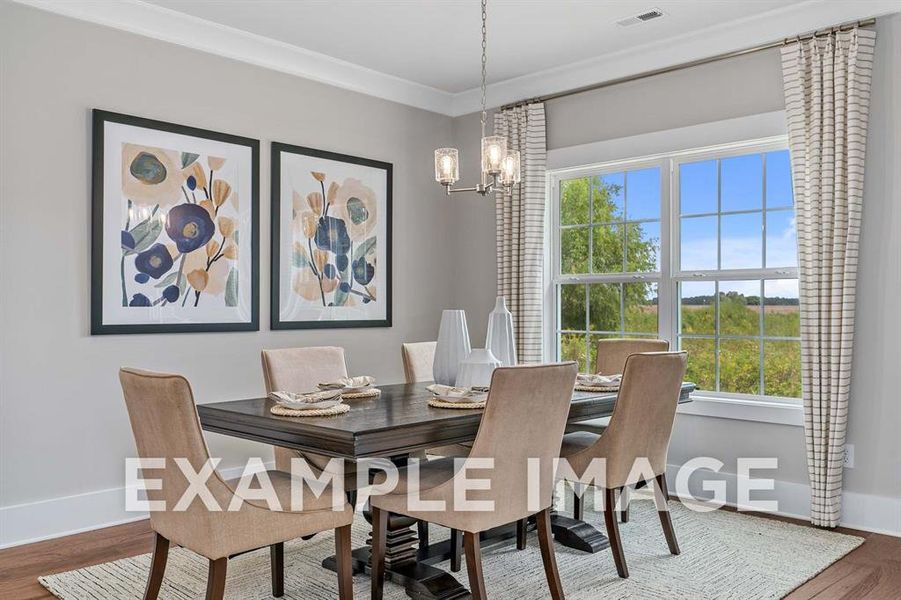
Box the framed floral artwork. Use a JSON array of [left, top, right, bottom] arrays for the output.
[[271, 143, 392, 329], [91, 110, 259, 334]]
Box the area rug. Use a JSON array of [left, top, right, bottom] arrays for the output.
[[39, 494, 863, 599]]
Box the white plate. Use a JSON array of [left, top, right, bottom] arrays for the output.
[[276, 398, 344, 410], [342, 385, 373, 394], [433, 393, 487, 404]]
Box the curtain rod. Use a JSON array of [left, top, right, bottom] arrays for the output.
[[500, 17, 876, 111]]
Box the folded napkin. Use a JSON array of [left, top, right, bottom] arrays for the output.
[[318, 376, 375, 391], [576, 373, 622, 387], [269, 389, 342, 409], [426, 384, 488, 403]]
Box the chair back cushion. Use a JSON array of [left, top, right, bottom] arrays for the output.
[[458, 362, 578, 528], [401, 341, 437, 383], [119, 368, 228, 548], [598, 352, 687, 488], [595, 338, 669, 375], [261, 346, 347, 393]]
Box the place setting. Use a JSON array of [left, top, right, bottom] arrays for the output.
[[426, 383, 489, 409], [574, 373, 622, 393], [268, 375, 378, 417]]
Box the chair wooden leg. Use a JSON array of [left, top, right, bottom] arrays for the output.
[[463, 531, 487, 600], [417, 520, 430, 551], [346, 490, 358, 509], [204, 557, 228, 600], [515, 519, 527, 550], [371, 507, 388, 600], [536, 509, 565, 600], [620, 486, 630, 523], [573, 488, 583, 521], [450, 528, 463, 572], [603, 488, 628, 578], [270, 542, 284, 597], [335, 524, 354, 600], [655, 474, 680, 555], [143, 532, 169, 600]]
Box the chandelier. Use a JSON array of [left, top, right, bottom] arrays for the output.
[[434, 0, 520, 195]]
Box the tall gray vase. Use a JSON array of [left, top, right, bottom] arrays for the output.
[[485, 296, 517, 367], [433, 310, 472, 385]]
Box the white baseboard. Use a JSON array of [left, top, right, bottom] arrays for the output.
[[0, 462, 271, 550], [664, 464, 901, 538]]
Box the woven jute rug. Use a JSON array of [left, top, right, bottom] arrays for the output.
[[39, 493, 862, 599]]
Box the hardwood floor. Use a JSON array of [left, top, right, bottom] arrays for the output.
[[0, 512, 897, 599]]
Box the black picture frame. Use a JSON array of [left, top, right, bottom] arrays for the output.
[[91, 109, 259, 335], [271, 142, 392, 330]]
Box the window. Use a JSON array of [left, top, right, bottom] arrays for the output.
[[558, 164, 662, 372], [550, 141, 800, 401]]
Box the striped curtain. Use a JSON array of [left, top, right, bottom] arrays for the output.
[[781, 28, 876, 527], [494, 103, 547, 364]]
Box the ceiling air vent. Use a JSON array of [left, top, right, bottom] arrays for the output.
[[616, 8, 664, 27]]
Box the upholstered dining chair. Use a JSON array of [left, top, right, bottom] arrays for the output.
[[119, 368, 354, 600], [371, 362, 579, 600], [401, 340, 469, 570], [567, 338, 670, 435], [558, 352, 687, 579], [402, 341, 472, 460], [401, 341, 437, 383], [566, 338, 671, 522], [261, 346, 359, 503]]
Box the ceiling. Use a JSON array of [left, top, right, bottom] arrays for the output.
[[17, 0, 901, 115], [145, 0, 801, 94]]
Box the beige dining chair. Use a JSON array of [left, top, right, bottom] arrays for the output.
[[568, 338, 670, 435], [400, 340, 471, 570], [119, 368, 354, 600], [262, 347, 360, 501], [401, 341, 437, 383], [371, 362, 579, 600], [558, 352, 687, 579], [567, 338, 671, 522], [402, 342, 472, 460]]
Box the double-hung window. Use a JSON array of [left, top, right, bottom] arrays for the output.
[[549, 139, 801, 402]]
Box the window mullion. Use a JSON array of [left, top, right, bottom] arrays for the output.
[[759, 280, 766, 395]]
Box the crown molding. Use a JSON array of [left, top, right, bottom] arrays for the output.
[[11, 0, 455, 115], [12, 0, 900, 118], [450, 0, 901, 116]]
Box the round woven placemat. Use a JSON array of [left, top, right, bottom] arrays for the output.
[[270, 403, 350, 417], [575, 385, 620, 393], [341, 388, 381, 400], [428, 397, 486, 410]]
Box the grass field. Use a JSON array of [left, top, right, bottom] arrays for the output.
[[560, 298, 801, 397]]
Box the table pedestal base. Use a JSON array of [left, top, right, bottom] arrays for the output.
[[323, 512, 607, 599]]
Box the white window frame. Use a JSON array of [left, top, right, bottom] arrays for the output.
[[545, 135, 803, 427]]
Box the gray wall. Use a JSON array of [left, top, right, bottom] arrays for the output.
[[451, 16, 901, 500], [0, 2, 455, 508]]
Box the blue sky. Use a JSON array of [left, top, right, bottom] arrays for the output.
[[679, 150, 798, 297]]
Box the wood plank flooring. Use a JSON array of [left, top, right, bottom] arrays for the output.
[[0, 511, 897, 599]]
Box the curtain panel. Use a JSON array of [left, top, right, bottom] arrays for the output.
[[493, 103, 547, 364], [781, 27, 876, 527]]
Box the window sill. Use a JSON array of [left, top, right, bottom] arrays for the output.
[[678, 393, 804, 427]]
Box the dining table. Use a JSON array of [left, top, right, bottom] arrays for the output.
[[198, 381, 694, 599]]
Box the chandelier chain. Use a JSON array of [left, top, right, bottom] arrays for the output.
[[480, 0, 487, 139]]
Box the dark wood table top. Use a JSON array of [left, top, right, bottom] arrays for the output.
[[198, 381, 695, 459]]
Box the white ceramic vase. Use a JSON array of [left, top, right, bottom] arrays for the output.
[[485, 296, 517, 367], [433, 310, 472, 385], [455, 348, 502, 389]]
